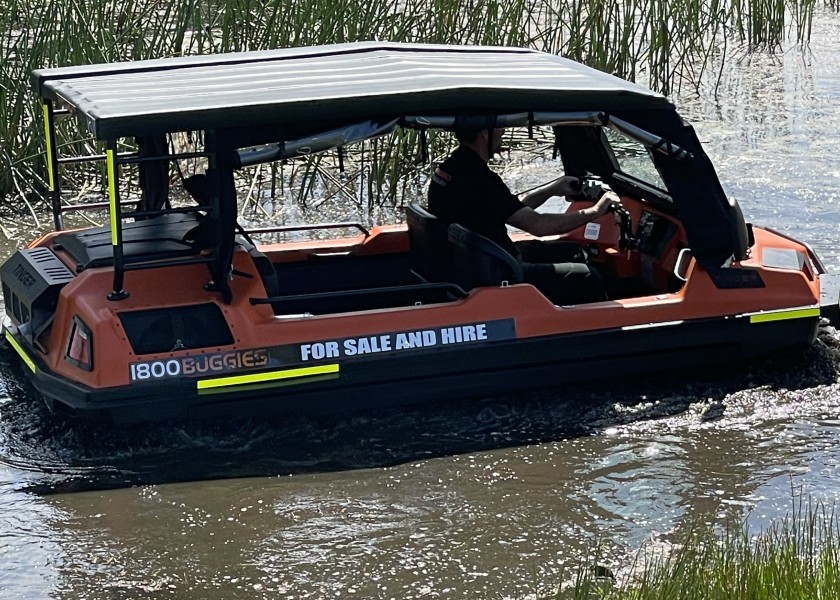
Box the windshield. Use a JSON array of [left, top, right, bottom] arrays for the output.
[[603, 128, 669, 195]]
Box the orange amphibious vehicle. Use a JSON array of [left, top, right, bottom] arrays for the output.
[[1, 42, 835, 423]]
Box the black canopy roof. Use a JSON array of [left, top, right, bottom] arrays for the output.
[[34, 42, 745, 269], [34, 42, 673, 141]]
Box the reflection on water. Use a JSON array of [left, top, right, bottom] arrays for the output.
[[2, 10, 840, 599], [676, 15, 840, 263], [1, 327, 839, 598]]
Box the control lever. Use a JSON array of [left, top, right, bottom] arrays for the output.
[[571, 176, 636, 251], [609, 202, 635, 251]]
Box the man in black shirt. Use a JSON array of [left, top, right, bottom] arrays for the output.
[[428, 127, 619, 304]]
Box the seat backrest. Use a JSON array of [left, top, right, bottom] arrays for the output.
[[248, 247, 282, 298], [236, 234, 282, 298], [405, 202, 452, 282], [447, 223, 523, 291]]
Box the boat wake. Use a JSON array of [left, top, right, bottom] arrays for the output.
[[2, 326, 838, 495]]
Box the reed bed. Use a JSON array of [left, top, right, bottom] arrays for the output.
[[0, 0, 827, 211], [559, 501, 840, 600]]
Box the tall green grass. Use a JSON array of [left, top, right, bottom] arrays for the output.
[[0, 0, 826, 207], [559, 501, 840, 599]]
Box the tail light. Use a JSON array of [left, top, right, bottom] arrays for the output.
[[65, 316, 93, 371]]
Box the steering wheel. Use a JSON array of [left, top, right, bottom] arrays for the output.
[[574, 175, 636, 251], [577, 175, 609, 201]]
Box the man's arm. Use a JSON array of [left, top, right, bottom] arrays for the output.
[[508, 192, 618, 237], [519, 176, 581, 209]]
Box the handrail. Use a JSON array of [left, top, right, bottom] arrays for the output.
[[673, 248, 693, 282], [250, 282, 467, 306], [128, 205, 211, 220], [56, 202, 210, 217], [122, 254, 214, 271], [58, 151, 138, 165], [245, 222, 370, 237], [59, 200, 135, 213], [58, 150, 209, 166]]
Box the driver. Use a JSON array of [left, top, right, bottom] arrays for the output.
[[428, 126, 620, 304]]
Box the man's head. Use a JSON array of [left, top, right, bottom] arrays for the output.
[[454, 127, 483, 144], [454, 127, 504, 160]]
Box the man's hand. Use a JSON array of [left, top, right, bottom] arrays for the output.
[[591, 191, 620, 217], [554, 176, 582, 197]]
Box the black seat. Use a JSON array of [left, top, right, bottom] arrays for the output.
[[405, 203, 453, 282], [234, 235, 281, 298], [248, 247, 282, 298], [447, 223, 523, 291]]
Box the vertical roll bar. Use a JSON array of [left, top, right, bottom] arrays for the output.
[[42, 100, 63, 230], [106, 140, 129, 300]]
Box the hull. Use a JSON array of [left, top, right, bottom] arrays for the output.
[[4, 279, 820, 424], [0, 184, 826, 426]]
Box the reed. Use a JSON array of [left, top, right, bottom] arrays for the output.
[[558, 501, 840, 600], [0, 0, 824, 209]]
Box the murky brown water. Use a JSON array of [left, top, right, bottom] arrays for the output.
[[3, 12, 840, 599]]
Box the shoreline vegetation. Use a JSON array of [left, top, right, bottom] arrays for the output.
[[0, 0, 834, 214], [556, 500, 840, 599]]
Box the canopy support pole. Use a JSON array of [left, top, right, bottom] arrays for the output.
[[42, 100, 63, 230], [106, 139, 129, 301]]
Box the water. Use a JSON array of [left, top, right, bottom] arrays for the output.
[[3, 13, 840, 598]]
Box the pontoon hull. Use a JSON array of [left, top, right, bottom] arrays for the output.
[[7, 308, 818, 424]]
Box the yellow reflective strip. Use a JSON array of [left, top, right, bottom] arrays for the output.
[[42, 104, 56, 191], [106, 149, 119, 245], [4, 331, 36, 373], [749, 307, 820, 324], [196, 364, 339, 390]]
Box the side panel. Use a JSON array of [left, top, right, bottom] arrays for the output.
[[21, 309, 818, 424]]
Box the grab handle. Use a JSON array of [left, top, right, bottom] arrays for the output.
[[673, 248, 693, 282]]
